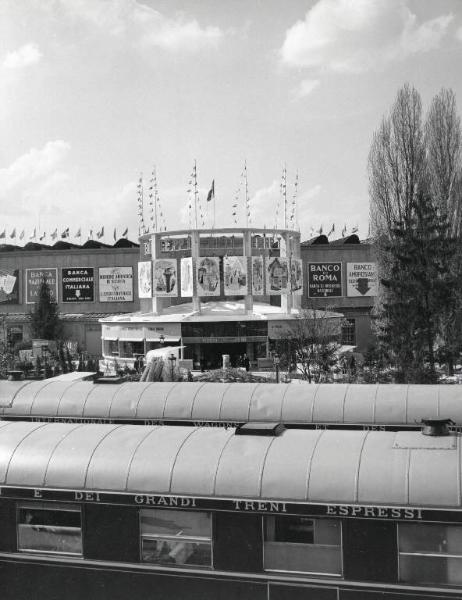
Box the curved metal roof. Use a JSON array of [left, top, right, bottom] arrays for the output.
[[0, 421, 459, 507], [1, 381, 461, 426]]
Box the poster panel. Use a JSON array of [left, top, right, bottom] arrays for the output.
[[62, 268, 94, 302], [138, 261, 152, 299], [308, 262, 342, 298], [196, 257, 220, 296], [223, 256, 247, 296], [99, 267, 133, 302], [153, 258, 178, 297], [290, 258, 303, 295], [251, 256, 264, 296], [180, 257, 194, 297], [0, 269, 19, 304], [346, 262, 378, 297], [26, 268, 58, 304], [266, 256, 289, 295]]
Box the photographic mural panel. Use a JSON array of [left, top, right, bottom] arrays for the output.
[[223, 256, 247, 296], [266, 257, 289, 295], [153, 259, 178, 297], [251, 256, 264, 296], [180, 257, 194, 297], [138, 261, 152, 299], [290, 258, 303, 295], [0, 269, 19, 304], [196, 257, 220, 296]]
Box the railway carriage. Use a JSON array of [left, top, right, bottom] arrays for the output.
[[0, 419, 461, 599], [1, 380, 462, 430]]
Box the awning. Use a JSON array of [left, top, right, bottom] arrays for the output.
[[103, 336, 118, 341], [145, 335, 180, 343]]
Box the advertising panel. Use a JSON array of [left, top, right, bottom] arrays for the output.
[[266, 256, 289, 295], [223, 256, 247, 296], [196, 257, 220, 296], [290, 258, 303, 295], [26, 268, 58, 304], [346, 262, 378, 297], [153, 258, 177, 297], [137, 261, 152, 299], [308, 262, 342, 298], [251, 256, 264, 296], [62, 268, 94, 302], [0, 269, 19, 304], [99, 267, 133, 302], [180, 257, 194, 297]]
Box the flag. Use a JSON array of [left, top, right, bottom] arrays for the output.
[[75, 227, 81, 238], [352, 225, 359, 234], [342, 224, 347, 237], [113, 227, 117, 241], [51, 228, 58, 240], [122, 227, 128, 238], [206, 180, 215, 202], [30, 228, 36, 240], [96, 226, 104, 239], [61, 227, 69, 239], [317, 225, 323, 235], [0, 229, 5, 239], [10, 228, 16, 239], [40, 232, 46, 241], [19, 230, 25, 240], [327, 223, 335, 237]]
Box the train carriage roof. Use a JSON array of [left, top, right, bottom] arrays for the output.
[[1, 381, 462, 425], [0, 421, 460, 508]]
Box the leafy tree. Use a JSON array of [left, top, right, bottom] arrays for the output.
[[29, 278, 62, 341]]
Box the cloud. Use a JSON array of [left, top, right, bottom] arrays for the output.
[[3, 43, 42, 69], [59, 0, 223, 52], [281, 0, 453, 73], [291, 79, 320, 101]]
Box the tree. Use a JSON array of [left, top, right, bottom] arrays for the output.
[[369, 84, 462, 380], [29, 278, 62, 341], [273, 307, 343, 383]]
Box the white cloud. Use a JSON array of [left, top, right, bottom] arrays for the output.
[[281, 0, 453, 73], [59, 0, 223, 52], [3, 43, 42, 69], [292, 78, 320, 101]]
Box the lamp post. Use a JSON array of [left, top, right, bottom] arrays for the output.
[[273, 353, 280, 384], [168, 352, 176, 381], [159, 334, 165, 345]]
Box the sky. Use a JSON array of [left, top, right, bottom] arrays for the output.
[[1, 0, 462, 244]]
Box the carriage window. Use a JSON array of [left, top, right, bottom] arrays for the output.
[[17, 503, 82, 556], [140, 509, 212, 568], [264, 516, 342, 575], [399, 523, 462, 586]]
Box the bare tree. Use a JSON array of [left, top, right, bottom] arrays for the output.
[[368, 84, 427, 236], [425, 88, 462, 237]]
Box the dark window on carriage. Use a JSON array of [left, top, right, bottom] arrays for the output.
[[140, 509, 212, 568], [399, 523, 462, 586], [264, 516, 342, 575], [341, 318, 356, 345], [17, 503, 82, 556]]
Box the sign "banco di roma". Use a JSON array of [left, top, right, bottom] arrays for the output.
[[308, 263, 342, 297]]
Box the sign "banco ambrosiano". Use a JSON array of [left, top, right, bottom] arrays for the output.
[[346, 263, 378, 297]]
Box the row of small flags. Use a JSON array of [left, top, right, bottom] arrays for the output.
[[309, 224, 360, 238], [0, 227, 129, 242]]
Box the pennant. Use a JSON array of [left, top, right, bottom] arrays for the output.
[[30, 228, 36, 240], [0, 229, 6, 239], [10, 228, 16, 239], [97, 226, 104, 239], [113, 227, 117, 241], [342, 225, 347, 237], [206, 180, 215, 202], [19, 230, 25, 240], [317, 225, 323, 235], [75, 227, 81, 238], [327, 223, 335, 237], [88, 229, 93, 240], [40, 232, 46, 241], [352, 225, 359, 234], [61, 227, 69, 239], [51, 228, 58, 240]]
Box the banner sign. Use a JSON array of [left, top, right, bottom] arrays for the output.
[[251, 256, 264, 296], [290, 258, 303, 295], [62, 268, 94, 302], [153, 259, 178, 297], [223, 256, 247, 296], [308, 263, 342, 297], [26, 268, 58, 304], [0, 269, 19, 304], [138, 261, 152, 299], [196, 257, 220, 296], [180, 257, 194, 297], [99, 267, 133, 302], [266, 257, 289, 295], [347, 262, 378, 297]]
